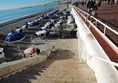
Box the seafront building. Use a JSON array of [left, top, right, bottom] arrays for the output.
[[0, 1, 118, 83]]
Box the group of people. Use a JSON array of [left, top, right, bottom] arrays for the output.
[[87, 0, 102, 17], [73, 0, 102, 17]]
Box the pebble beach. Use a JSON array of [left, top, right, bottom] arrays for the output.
[[0, 3, 73, 62]]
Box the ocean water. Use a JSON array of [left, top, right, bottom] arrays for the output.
[[0, 5, 55, 23]]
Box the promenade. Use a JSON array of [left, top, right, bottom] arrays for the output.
[[78, 3, 118, 46]]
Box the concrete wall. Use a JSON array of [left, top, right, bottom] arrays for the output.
[[0, 55, 47, 79]]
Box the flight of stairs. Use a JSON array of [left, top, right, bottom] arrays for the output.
[[1, 39, 97, 83]]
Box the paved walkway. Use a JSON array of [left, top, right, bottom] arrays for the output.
[[1, 39, 97, 83], [78, 3, 118, 46]]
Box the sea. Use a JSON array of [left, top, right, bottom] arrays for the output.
[[0, 5, 55, 24]]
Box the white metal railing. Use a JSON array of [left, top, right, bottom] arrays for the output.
[[72, 5, 118, 67], [71, 5, 118, 83], [79, 32, 118, 67], [73, 5, 118, 53], [74, 6, 118, 35]]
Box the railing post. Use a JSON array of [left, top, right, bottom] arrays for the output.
[[104, 26, 107, 35], [95, 20, 97, 26]]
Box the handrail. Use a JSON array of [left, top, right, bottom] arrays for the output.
[[80, 34, 118, 67], [72, 5, 118, 67], [91, 55, 118, 67], [74, 6, 118, 36], [72, 5, 118, 54], [71, 5, 118, 83]]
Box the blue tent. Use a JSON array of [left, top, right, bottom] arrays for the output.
[[5, 32, 25, 42], [47, 10, 59, 17], [42, 16, 49, 20], [28, 22, 39, 27], [57, 12, 63, 15], [53, 10, 59, 14], [64, 11, 70, 14], [50, 15, 58, 19], [63, 11, 71, 17]]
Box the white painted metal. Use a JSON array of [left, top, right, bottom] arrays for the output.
[[73, 6, 118, 54], [71, 6, 118, 83]]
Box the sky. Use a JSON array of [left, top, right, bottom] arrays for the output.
[[0, 0, 61, 10]]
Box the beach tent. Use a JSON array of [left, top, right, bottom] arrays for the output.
[[53, 10, 59, 14], [21, 25, 26, 29], [47, 10, 59, 17], [44, 22, 51, 28], [63, 11, 71, 17], [50, 15, 58, 19], [57, 12, 63, 15], [25, 21, 39, 29], [67, 16, 74, 24], [47, 13, 53, 17], [35, 30, 47, 36], [57, 20, 63, 24], [41, 26, 47, 30], [42, 16, 49, 20], [5, 32, 25, 42], [51, 23, 60, 31], [16, 28, 22, 32], [28, 21, 39, 27]]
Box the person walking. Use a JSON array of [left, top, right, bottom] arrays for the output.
[[108, 0, 111, 5], [87, 0, 98, 17], [87, 0, 95, 14], [97, 0, 102, 7]]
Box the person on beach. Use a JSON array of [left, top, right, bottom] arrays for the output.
[[25, 22, 29, 29], [30, 48, 36, 57], [36, 48, 41, 55], [58, 22, 64, 39]]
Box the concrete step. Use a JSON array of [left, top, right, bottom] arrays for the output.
[[1, 39, 97, 83]]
